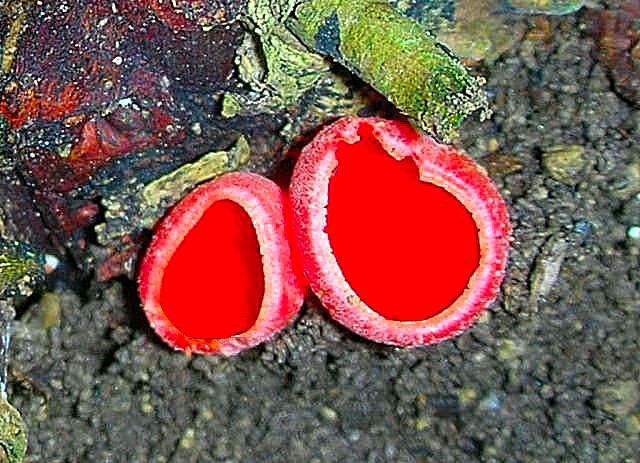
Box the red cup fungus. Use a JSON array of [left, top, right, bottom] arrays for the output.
[[290, 117, 511, 347], [138, 172, 306, 355]]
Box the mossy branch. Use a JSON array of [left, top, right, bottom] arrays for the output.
[[287, 0, 490, 141]]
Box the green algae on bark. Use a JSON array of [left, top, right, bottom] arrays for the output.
[[0, 239, 45, 299], [288, 0, 490, 140], [0, 397, 27, 463]]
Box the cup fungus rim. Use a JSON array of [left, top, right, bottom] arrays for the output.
[[290, 117, 512, 346], [139, 171, 304, 355]]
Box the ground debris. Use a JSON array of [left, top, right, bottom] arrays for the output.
[[528, 232, 573, 311], [542, 144, 588, 185]]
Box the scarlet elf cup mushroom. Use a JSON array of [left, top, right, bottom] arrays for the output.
[[138, 172, 306, 355], [289, 117, 511, 347], [139, 118, 511, 353]]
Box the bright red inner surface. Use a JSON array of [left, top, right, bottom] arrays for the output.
[[159, 199, 264, 338], [326, 127, 480, 321]]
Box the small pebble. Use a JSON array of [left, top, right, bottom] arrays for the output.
[[179, 428, 196, 449], [624, 414, 640, 436], [479, 392, 502, 412], [415, 417, 429, 431], [573, 219, 595, 241], [140, 394, 153, 414], [458, 388, 478, 406], [487, 138, 500, 153], [594, 380, 639, 417], [627, 226, 640, 241], [542, 144, 587, 185], [320, 406, 339, 422], [497, 339, 526, 362]]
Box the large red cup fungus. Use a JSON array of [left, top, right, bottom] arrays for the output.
[[290, 117, 511, 347], [139, 172, 306, 355]]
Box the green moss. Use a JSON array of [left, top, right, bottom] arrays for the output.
[[221, 94, 243, 119], [0, 239, 43, 298], [0, 399, 27, 463]]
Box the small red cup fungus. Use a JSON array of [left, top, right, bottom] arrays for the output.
[[139, 172, 306, 355], [290, 117, 511, 347]]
